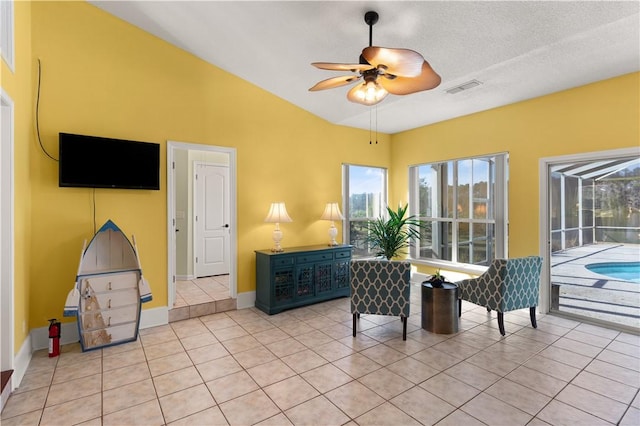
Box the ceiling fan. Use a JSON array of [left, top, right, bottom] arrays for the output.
[[309, 11, 441, 106]]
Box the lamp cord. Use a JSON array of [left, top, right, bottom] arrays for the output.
[[36, 59, 58, 162]]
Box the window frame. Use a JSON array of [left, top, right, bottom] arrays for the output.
[[342, 163, 388, 258], [1, 0, 15, 72], [409, 153, 509, 274]]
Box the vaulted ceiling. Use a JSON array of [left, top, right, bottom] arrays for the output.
[[91, 1, 640, 134]]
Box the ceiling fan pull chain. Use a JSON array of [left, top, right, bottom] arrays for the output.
[[375, 105, 378, 144], [369, 107, 373, 144]]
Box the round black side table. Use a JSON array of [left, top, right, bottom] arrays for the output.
[[421, 282, 459, 334]]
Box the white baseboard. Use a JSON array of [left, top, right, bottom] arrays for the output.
[[29, 307, 169, 351], [236, 291, 255, 310], [10, 334, 33, 391], [175, 274, 195, 281], [139, 306, 168, 329], [30, 321, 80, 352]]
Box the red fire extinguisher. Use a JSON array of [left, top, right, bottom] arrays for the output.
[[48, 319, 60, 358]]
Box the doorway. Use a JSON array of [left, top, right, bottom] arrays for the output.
[[539, 147, 640, 332], [167, 142, 237, 313]]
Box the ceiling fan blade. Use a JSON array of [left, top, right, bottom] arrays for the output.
[[362, 46, 425, 77], [378, 61, 442, 95], [346, 82, 388, 106], [311, 62, 373, 72], [309, 75, 362, 91]]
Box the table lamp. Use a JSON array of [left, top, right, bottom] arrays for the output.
[[320, 202, 344, 246], [264, 202, 293, 252]]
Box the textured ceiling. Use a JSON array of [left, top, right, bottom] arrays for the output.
[[90, 1, 640, 134]]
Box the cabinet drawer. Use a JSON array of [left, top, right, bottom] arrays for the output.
[[296, 252, 332, 263], [80, 288, 138, 312], [82, 272, 138, 293], [80, 304, 139, 331], [334, 250, 351, 259], [272, 257, 294, 267], [82, 322, 138, 350]]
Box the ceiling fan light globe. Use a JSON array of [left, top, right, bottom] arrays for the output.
[[348, 81, 388, 105], [365, 82, 377, 99]]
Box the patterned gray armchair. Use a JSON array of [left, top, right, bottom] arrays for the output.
[[350, 259, 411, 340], [457, 256, 542, 336]]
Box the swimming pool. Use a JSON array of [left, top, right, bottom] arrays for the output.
[[586, 262, 640, 283]]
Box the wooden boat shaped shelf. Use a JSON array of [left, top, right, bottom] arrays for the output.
[[64, 220, 152, 351]]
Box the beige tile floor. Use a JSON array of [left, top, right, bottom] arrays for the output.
[[2, 283, 639, 425], [174, 275, 231, 307], [169, 275, 236, 322]]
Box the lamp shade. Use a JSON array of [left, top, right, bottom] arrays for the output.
[[264, 202, 293, 223], [320, 203, 344, 221]]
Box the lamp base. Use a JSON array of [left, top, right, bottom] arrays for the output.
[[272, 228, 284, 252], [327, 224, 338, 246]]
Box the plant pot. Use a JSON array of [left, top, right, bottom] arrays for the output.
[[425, 274, 447, 288]]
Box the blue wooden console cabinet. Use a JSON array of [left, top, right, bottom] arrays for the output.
[[255, 244, 352, 314]]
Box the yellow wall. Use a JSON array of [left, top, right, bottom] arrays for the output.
[[1, 1, 33, 354], [28, 1, 389, 329], [9, 0, 639, 348], [390, 72, 640, 275]]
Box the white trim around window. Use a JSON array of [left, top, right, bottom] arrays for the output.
[[1, 0, 15, 72], [342, 163, 388, 258], [409, 152, 509, 273]]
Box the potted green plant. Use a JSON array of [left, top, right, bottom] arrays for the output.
[[365, 204, 422, 260], [426, 269, 446, 288]]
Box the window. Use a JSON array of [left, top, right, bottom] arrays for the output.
[[343, 164, 387, 258], [0, 0, 14, 71], [409, 153, 508, 268]]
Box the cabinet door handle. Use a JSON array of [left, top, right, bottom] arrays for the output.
[[108, 299, 112, 309]]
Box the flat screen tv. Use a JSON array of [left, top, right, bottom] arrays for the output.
[[59, 133, 160, 190]]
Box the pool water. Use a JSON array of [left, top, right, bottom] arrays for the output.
[[586, 262, 640, 283]]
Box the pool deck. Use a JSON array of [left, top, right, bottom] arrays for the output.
[[551, 243, 640, 329]]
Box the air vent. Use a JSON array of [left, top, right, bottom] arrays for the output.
[[445, 79, 482, 94]]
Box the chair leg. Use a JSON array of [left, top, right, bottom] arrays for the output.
[[352, 313, 357, 337], [458, 299, 462, 317], [530, 306, 537, 328], [402, 316, 407, 341], [497, 312, 505, 336]]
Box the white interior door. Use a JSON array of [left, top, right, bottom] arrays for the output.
[[194, 162, 230, 277]]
